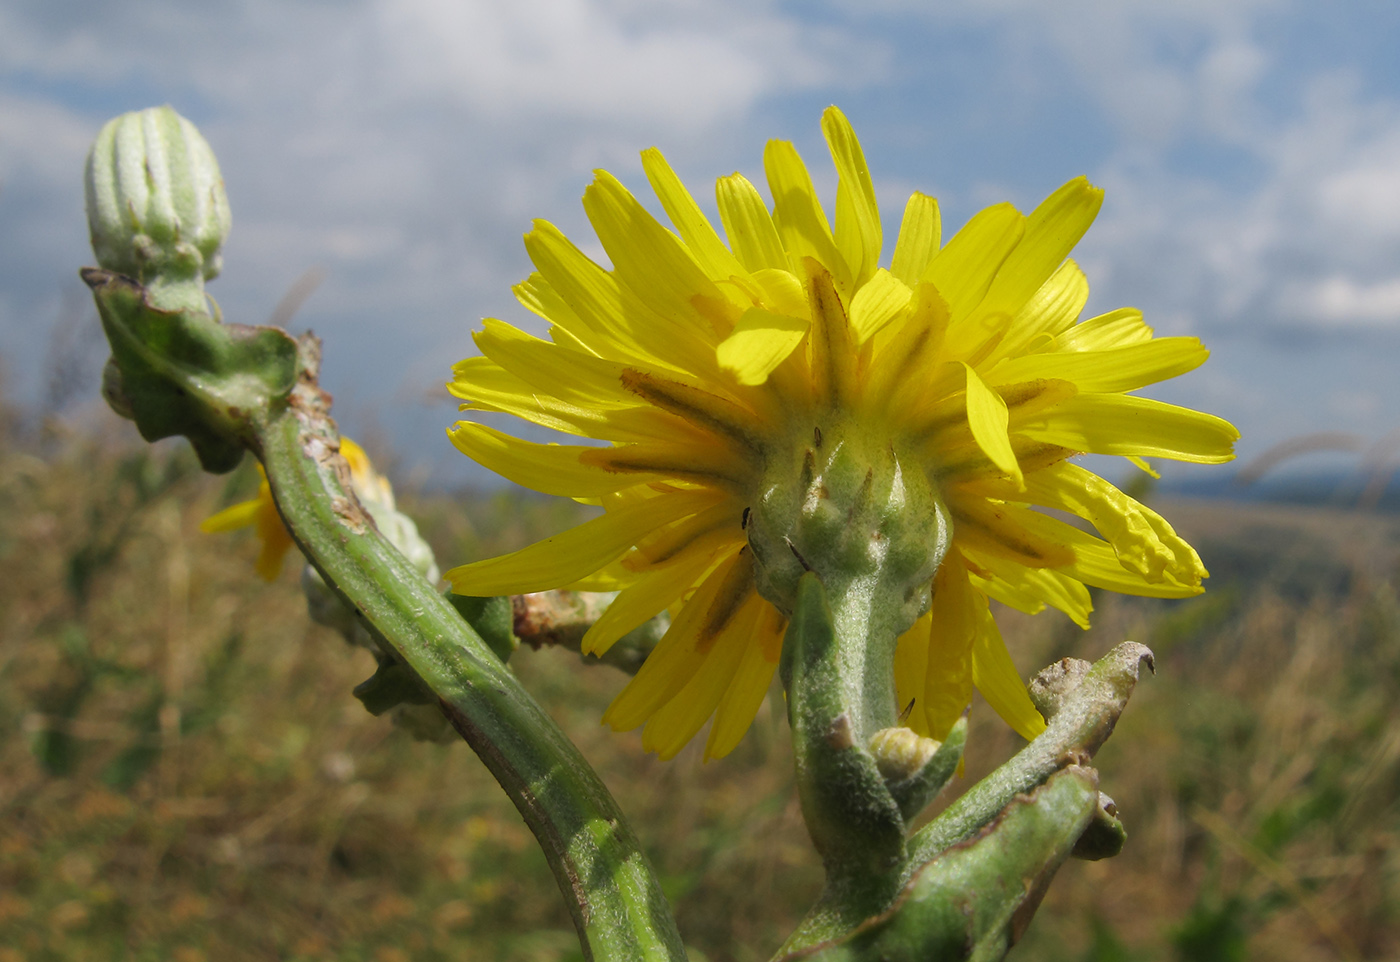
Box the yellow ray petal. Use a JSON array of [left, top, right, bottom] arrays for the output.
[[922, 554, 978, 739], [894, 609, 934, 737], [890, 192, 940, 289], [473, 319, 646, 410], [525, 220, 713, 373], [627, 501, 743, 571], [922, 202, 1024, 325], [964, 550, 1093, 628], [1020, 461, 1205, 584], [764, 139, 851, 292], [448, 421, 656, 498], [969, 602, 1047, 741], [604, 549, 750, 730], [962, 362, 1023, 488], [704, 604, 784, 760], [975, 177, 1103, 325], [445, 487, 723, 596], [1017, 393, 1239, 463], [848, 268, 912, 343], [716, 306, 809, 386], [641, 147, 747, 282], [620, 368, 767, 452], [582, 535, 728, 655], [987, 504, 1205, 598], [988, 259, 1089, 362], [583, 171, 729, 341], [644, 591, 766, 759], [986, 337, 1208, 393], [450, 356, 665, 441], [717, 172, 788, 273], [866, 282, 950, 411], [513, 272, 605, 357], [581, 436, 752, 488], [947, 497, 1076, 569], [200, 498, 261, 533], [1057, 307, 1153, 351], [822, 105, 882, 287]]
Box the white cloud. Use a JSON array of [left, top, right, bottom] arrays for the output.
[[1297, 276, 1400, 325], [374, 0, 828, 129], [1316, 139, 1400, 241]]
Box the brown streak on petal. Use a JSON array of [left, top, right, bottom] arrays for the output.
[[621, 368, 765, 453], [1002, 377, 1079, 420], [949, 503, 1076, 568], [697, 548, 755, 652], [803, 258, 856, 410], [690, 292, 741, 339], [580, 444, 749, 489]]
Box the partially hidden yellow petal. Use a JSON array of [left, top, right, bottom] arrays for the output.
[[200, 498, 261, 533], [582, 533, 729, 655], [970, 602, 1047, 741], [644, 590, 766, 759], [704, 603, 784, 760], [890, 192, 940, 289], [448, 422, 656, 498], [445, 488, 723, 596], [921, 555, 978, 739], [922, 202, 1024, 325], [962, 362, 1023, 488], [1017, 393, 1239, 463], [716, 307, 809, 385], [604, 548, 748, 731], [986, 337, 1209, 394], [964, 549, 1093, 629], [822, 105, 881, 287], [716, 173, 788, 273], [641, 147, 748, 282], [848, 268, 911, 343], [894, 609, 934, 737], [764, 138, 851, 293]]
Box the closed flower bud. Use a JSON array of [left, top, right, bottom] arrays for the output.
[[84, 106, 231, 288]]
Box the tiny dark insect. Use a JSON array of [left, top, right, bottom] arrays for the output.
[[897, 698, 916, 724], [741, 506, 751, 529]]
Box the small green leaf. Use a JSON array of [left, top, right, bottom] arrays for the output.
[[84, 269, 298, 473], [447, 593, 518, 663], [353, 657, 435, 716]]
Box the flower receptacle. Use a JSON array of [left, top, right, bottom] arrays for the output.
[[749, 420, 949, 635]]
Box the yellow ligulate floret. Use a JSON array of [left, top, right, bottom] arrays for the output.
[[445, 105, 1238, 759], [201, 439, 384, 581]]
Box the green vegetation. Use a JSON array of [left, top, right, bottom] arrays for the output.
[[3, 408, 1398, 960]]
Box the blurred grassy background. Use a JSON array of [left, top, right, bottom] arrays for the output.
[[3, 397, 1399, 961]]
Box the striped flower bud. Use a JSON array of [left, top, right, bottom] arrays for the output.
[[84, 106, 231, 289]]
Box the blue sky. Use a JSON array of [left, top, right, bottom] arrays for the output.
[[4, 0, 1400, 486]]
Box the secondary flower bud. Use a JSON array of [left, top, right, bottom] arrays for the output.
[[84, 105, 231, 286]]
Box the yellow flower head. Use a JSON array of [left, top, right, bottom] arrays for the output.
[[202, 439, 386, 580], [445, 107, 1238, 761]]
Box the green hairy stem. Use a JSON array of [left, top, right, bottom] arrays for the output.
[[83, 267, 684, 962]]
